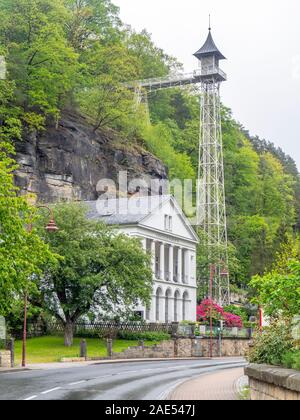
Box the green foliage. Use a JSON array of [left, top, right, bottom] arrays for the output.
[[282, 350, 300, 371], [0, 141, 56, 315], [1, 0, 299, 294], [117, 331, 171, 342], [250, 238, 300, 318], [223, 305, 249, 324], [250, 258, 300, 318], [141, 122, 195, 181], [0, 0, 79, 125], [248, 321, 293, 366]]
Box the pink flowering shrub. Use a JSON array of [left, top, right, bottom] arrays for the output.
[[197, 299, 224, 322], [223, 312, 243, 328], [197, 299, 243, 328]]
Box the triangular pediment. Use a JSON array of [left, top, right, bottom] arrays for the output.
[[139, 196, 199, 242]]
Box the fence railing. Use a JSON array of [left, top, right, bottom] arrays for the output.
[[9, 322, 252, 340], [14, 321, 175, 339]]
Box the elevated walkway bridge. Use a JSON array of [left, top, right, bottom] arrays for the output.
[[125, 66, 227, 93]]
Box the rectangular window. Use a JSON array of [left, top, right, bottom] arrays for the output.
[[169, 216, 173, 231], [164, 215, 169, 230]]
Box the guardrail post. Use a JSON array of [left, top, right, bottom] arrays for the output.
[[171, 322, 179, 338], [9, 338, 15, 368], [80, 339, 87, 360], [106, 338, 113, 359]]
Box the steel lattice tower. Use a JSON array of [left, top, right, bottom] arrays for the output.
[[195, 29, 230, 306], [125, 26, 231, 305]]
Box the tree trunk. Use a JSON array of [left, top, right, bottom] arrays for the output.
[[64, 321, 74, 347]]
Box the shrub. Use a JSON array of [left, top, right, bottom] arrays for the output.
[[223, 312, 243, 328], [248, 321, 293, 366], [282, 350, 300, 371], [197, 299, 243, 327], [117, 331, 171, 342]]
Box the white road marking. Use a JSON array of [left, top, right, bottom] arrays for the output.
[[167, 365, 187, 370], [41, 387, 61, 395], [24, 395, 37, 401], [69, 381, 86, 386]]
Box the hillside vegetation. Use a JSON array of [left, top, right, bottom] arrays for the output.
[[0, 0, 299, 292]]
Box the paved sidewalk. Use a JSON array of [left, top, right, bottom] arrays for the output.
[[169, 368, 247, 400]]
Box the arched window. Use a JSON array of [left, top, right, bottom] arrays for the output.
[[174, 291, 180, 322], [182, 291, 189, 321]]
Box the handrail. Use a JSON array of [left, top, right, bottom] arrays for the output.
[[125, 67, 227, 90]]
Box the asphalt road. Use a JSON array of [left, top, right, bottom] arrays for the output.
[[0, 358, 246, 401]]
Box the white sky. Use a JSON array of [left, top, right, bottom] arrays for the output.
[[114, 0, 300, 169]]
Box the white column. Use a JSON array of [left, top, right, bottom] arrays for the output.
[[169, 245, 174, 283], [151, 240, 156, 278], [160, 242, 165, 280], [177, 247, 182, 283]]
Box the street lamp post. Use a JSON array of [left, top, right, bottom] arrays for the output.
[[219, 268, 229, 358], [209, 264, 215, 358], [22, 206, 58, 368]]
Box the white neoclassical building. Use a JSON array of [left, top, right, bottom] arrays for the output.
[[86, 195, 198, 323]]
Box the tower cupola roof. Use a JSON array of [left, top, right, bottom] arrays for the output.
[[194, 30, 226, 60]]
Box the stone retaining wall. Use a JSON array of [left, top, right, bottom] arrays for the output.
[[0, 350, 11, 368], [245, 364, 300, 400], [111, 337, 250, 360]]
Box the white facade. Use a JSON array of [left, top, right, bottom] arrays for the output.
[[95, 196, 199, 323]]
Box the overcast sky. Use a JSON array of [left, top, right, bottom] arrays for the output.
[[114, 0, 300, 169]]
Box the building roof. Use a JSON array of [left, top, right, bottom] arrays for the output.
[[86, 195, 171, 226], [194, 30, 226, 60]]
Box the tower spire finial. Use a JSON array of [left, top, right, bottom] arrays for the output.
[[209, 14, 211, 31]]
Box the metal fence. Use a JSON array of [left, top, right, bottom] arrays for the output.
[[14, 322, 253, 340], [196, 326, 252, 339], [17, 321, 175, 339]]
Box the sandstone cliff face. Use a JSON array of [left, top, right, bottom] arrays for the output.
[[14, 112, 167, 203]]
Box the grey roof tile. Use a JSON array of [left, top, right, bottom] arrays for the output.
[[194, 30, 226, 60], [85, 195, 170, 226]]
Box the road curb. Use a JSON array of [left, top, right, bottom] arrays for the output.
[[25, 357, 245, 371], [0, 368, 29, 375]]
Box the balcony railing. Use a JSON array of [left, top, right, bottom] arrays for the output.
[[195, 66, 227, 80]]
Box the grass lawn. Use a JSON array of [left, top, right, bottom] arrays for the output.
[[14, 336, 157, 364]]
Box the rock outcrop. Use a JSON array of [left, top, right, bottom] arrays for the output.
[[14, 112, 167, 203]]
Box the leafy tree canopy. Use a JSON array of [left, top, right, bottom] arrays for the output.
[[35, 203, 153, 346]]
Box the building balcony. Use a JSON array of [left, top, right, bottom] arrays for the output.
[[194, 66, 227, 82]]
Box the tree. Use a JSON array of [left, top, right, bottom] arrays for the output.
[[65, 0, 121, 51], [0, 0, 79, 125], [36, 203, 153, 346], [250, 239, 300, 318], [250, 260, 300, 319], [0, 141, 55, 315]]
